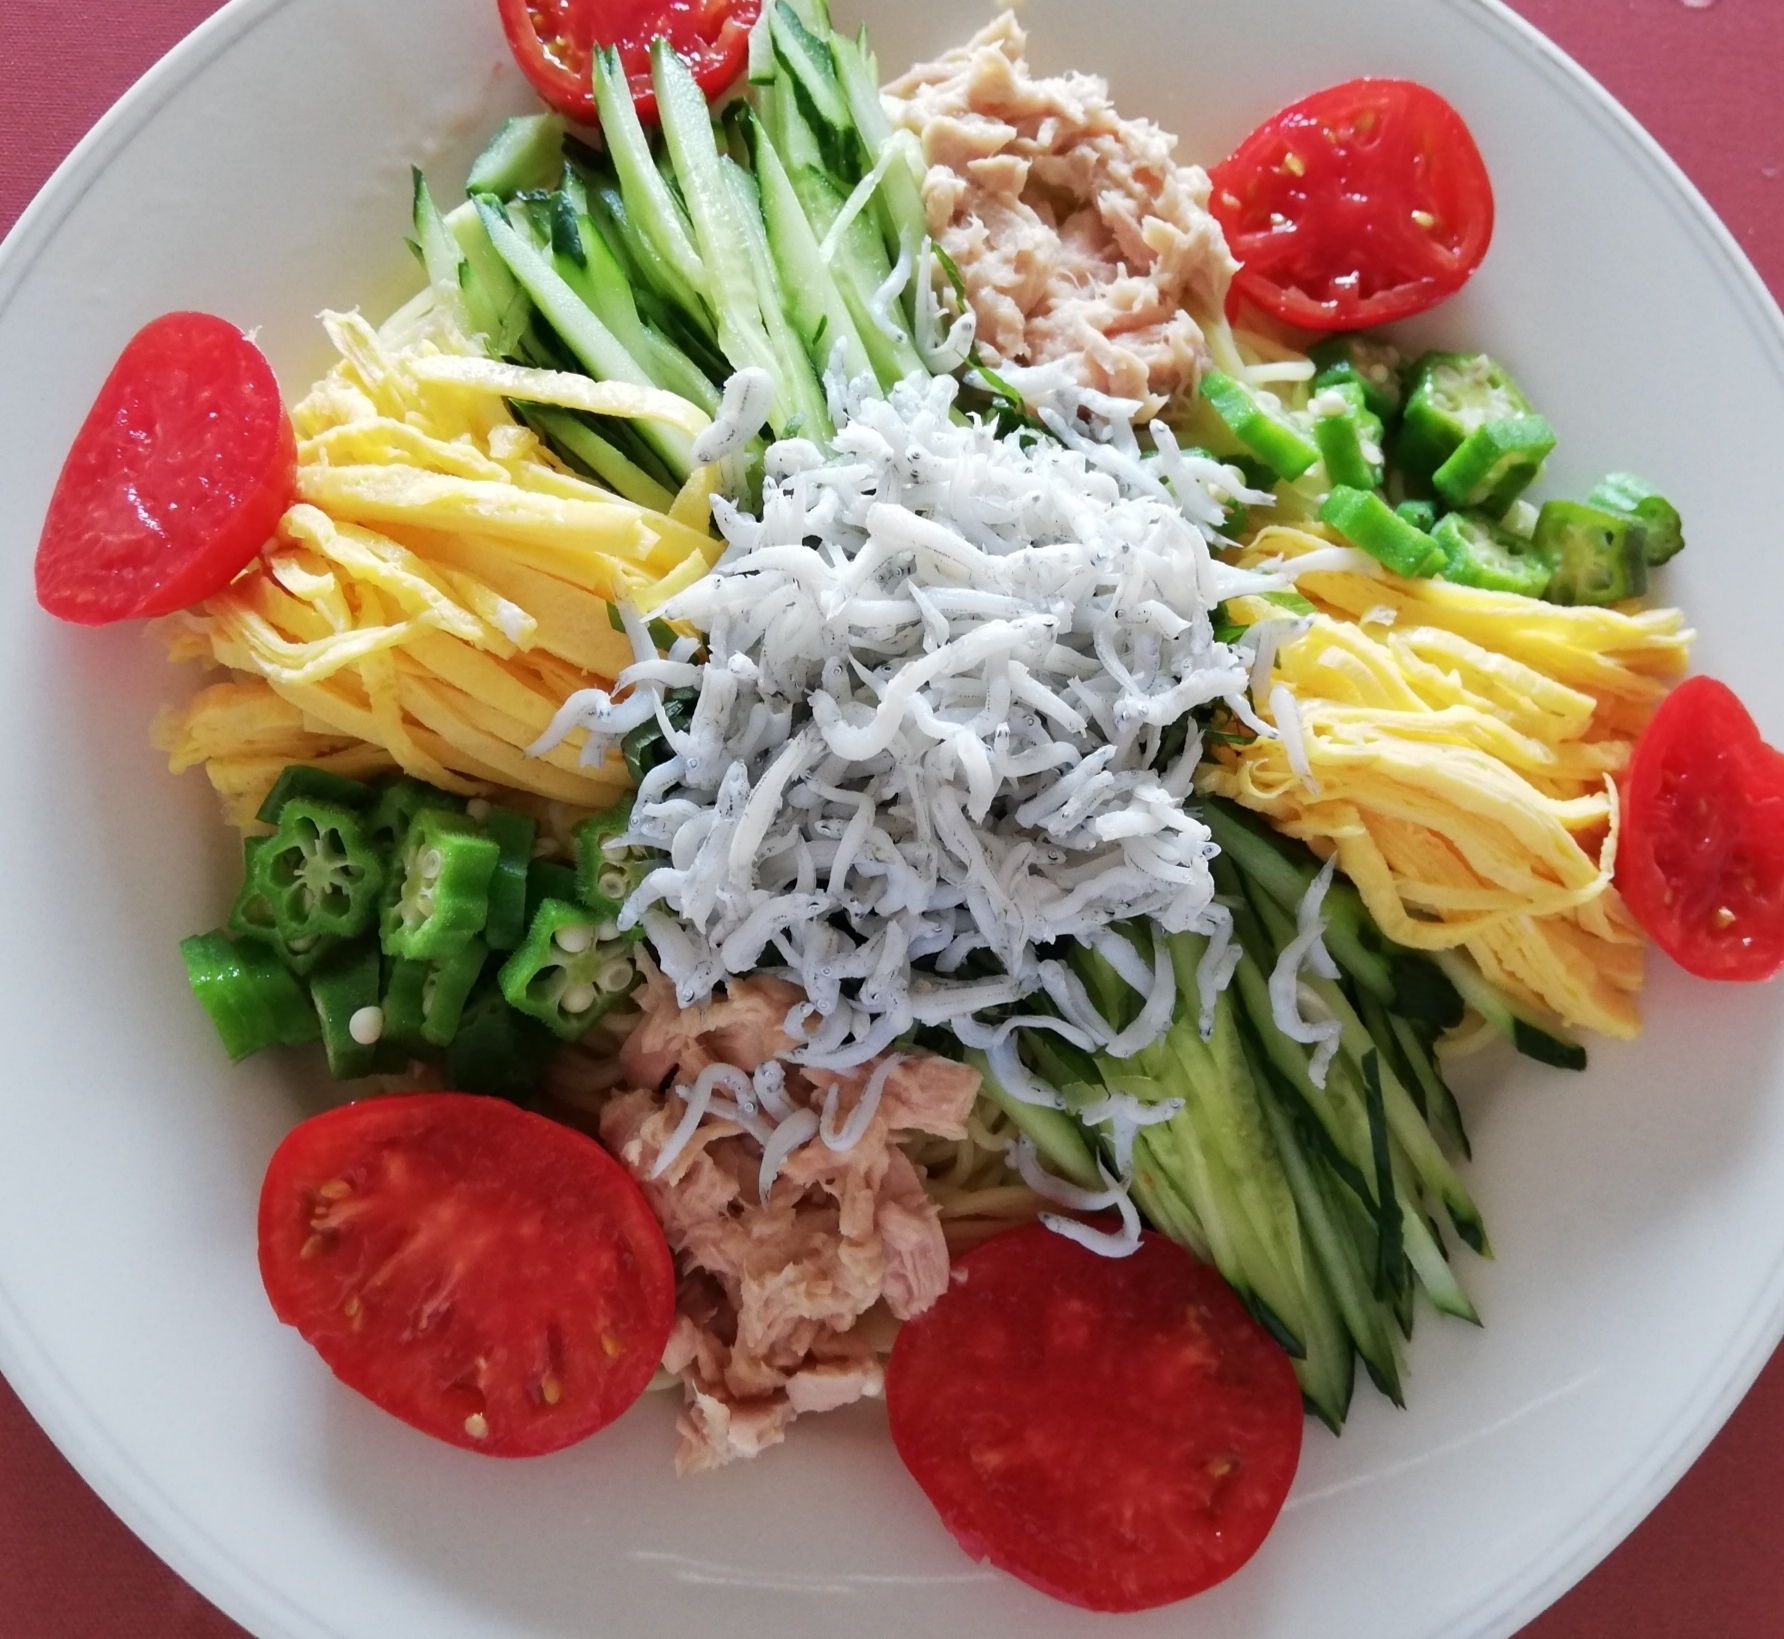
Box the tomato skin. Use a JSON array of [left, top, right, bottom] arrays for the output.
[[886, 1224, 1303, 1612], [34, 312, 295, 626], [1617, 677, 1784, 983], [497, 0, 760, 124], [1210, 79, 1495, 332], [259, 1093, 675, 1457]]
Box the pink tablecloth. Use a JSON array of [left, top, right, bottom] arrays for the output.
[[3, 1, 1783, 1633]]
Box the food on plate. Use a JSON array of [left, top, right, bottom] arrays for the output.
[[886, 13, 1236, 406], [886, 1223, 1303, 1611], [1203, 526, 1690, 1040], [1209, 79, 1495, 331], [258, 1092, 675, 1454], [35, 312, 296, 625], [30, 0, 1771, 1611], [1616, 676, 1784, 981], [152, 308, 718, 823], [601, 966, 982, 1468], [496, 0, 761, 123]]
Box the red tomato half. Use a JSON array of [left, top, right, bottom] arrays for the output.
[[35, 312, 295, 626], [259, 1093, 675, 1457], [1617, 677, 1784, 982], [886, 1224, 1303, 1612], [1210, 79, 1495, 332], [497, 0, 760, 124]]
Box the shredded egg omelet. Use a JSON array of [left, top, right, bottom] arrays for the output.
[[155, 306, 723, 825]]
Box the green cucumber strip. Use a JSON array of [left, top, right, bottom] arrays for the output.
[[831, 29, 927, 268], [591, 47, 710, 306], [1432, 948, 1588, 1071], [518, 405, 678, 513], [964, 1046, 1103, 1191], [651, 40, 791, 416], [443, 200, 530, 356], [550, 201, 720, 412], [769, 0, 852, 139], [717, 155, 834, 439], [474, 197, 696, 481], [466, 113, 567, 200], [731, 109, 874, 381]]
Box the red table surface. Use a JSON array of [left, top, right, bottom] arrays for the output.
[[3, 0, 1783, 1634]]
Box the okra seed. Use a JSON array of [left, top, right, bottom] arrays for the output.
[[597, 921, 622, 942], [420, 848, 443, 878], [465, 798, 491, 821], [596, 958, 633, 994], [349, 1006, 385, 1046], [289, 934, 317, 953], [417, 890, 435, 915], [554, 923, 595, 955], [562, 983, 599, 1015], [598, 866, 628, 899]]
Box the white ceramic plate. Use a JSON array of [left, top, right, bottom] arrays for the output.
[[2, 1, 1783, 1635]]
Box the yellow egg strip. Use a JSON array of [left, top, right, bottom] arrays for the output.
[[1209, 525, 1692, 1039], [158, 300, 722, 822]]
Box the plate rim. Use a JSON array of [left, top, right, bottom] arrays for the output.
[[1, 2, 1782, 1636]]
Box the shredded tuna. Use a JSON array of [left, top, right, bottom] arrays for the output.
[[603, 968, 978, 1471], [885, 12, 1238, 409]]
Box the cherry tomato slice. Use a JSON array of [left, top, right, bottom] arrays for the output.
[[259, 1092, 675, 1456], [1617, 676, 1784, 983], [497, 0, 761, 125], [34, 312, 295, 626], [1209, 79, 1495, 332], [886, 1224, 1303, 1612]]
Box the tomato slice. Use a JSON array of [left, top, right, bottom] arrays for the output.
[[885, 1224, 1303, 1612], [34, 312, 295, 626], [1209, 80, 1495, 332], [259, 1093, 675, 1456], [496, 0, 761, 124], [1616, 676, 1784, 983]]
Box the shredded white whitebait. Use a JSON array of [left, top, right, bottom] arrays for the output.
[[1268, 858, 1343, 1087], [1012, 1137, 1143, 1259], [605, 369, 1291, 1063]]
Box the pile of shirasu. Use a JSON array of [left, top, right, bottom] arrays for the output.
[[534, 368, 1298, 1075]]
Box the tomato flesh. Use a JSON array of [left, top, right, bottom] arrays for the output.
[[1210, 79, 1495, 332], [886, 1224, 1303, 1612], [497, 0, 760, 124], [259, 1093, 675, 1457], [34, 312, 295, 626], [1617, 676, 1784, 983]]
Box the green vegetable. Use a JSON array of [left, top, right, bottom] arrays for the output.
[[480, 806, 537, 951], [1310, 334, 1405, 421], [364, 778, 465, 859], [254, 799, 385, 947], [309, 942, 383, 1080], [444, 981, 559, 1102], [383, 939, 488, 1050], [498, 898, 639, 1040], [465, 113, 568, 200], [1588, 472, 1686, 566], [1318, 486, 1447, 578], [1199, 371, 1321, 481], [1431, 509, 1556, 597], [228, 837, 337, 977], [380, 809, 500, 961], [1310, 382, 1384, 492], [525, 858, 580, 926], [1432, 414, 1555, 516], [1398, 352, 1536, 482], [255, 765, 374, 827], [1535, 499, 1648, 605], [1394, 499, 1438, 534], [180, 932, 320, 1062]]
